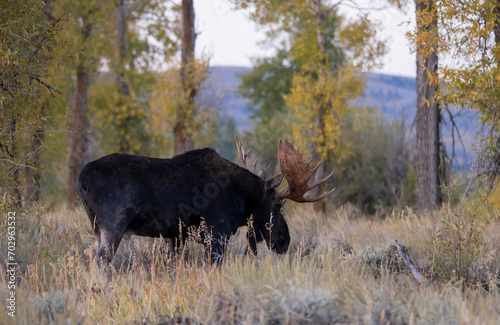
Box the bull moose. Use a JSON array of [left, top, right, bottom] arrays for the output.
[[78, 137, 334, 266]]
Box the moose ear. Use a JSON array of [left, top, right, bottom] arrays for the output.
[[265, 173, 284, 190]]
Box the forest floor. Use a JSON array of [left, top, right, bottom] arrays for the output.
[[1, 202, 499, 324]]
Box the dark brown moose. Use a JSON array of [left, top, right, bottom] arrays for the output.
[[78, 136, 334, 266]]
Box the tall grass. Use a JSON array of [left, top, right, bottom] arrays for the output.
[[0, 202, 499, 324]]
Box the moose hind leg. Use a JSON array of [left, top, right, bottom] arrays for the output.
[[94, 228, 121, 268]]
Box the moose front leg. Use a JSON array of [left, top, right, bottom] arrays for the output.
[[205, 236, 228, 265], [205, 226, 234, 265], [203, 210, 240, 265]]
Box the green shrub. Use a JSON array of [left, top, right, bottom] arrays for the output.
[[431, 183, 486, 284]]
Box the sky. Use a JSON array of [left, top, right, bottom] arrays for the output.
[[194, 1, 416, 78]]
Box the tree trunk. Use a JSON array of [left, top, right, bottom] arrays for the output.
[[181, 0, 195, 95], [25, 105, 45, 205], [6, 116, 22, 208], [117, 0, 131, 153], [24, 0, 55, 205], [174, 0, 196, 156], [312, 0, 328, 215], [67, 64, 90, 210], [117, 0, 127, 93], [488, 0, 500, 187], [415, 0, 441, 213]]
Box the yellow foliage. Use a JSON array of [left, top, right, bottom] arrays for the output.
[[406, 0, 500, 183], [150, 57, 217, 149], [284, 65, 363, 160], [338, 15, 386, 71], [233, 0, 389, 165], [489, 185, 500, 210], [407, 0, 500, 116]]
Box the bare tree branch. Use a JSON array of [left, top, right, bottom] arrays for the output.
[[27, 74, 61, 96], [443, 103, 466, 166], [391, 240, 425, 285]]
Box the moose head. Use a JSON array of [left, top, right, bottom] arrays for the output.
[[235, 136, 335, 255]]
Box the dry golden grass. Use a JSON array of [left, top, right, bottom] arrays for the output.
[[0, 203, 499, 324]]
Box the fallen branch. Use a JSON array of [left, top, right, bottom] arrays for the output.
[[391, 240, 425, 285]]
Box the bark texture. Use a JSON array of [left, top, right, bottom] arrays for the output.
[[174, 0, 196, 155], [312, 0, 328, 215], [67, 64, 90, 210], [6, 116, 22, 208], [415, 0, 441, 212], [116, 0, 131, 153], [25, 118, 44, 205]]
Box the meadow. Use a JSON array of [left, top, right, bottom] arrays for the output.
[[1, 200, 499, 324]]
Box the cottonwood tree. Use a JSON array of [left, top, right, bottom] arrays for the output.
[[150, 56, 213, 155], [407, 0, 500, 212], [151, 0, 216, 156], [234, 0, 395, 213], [0, 0, 63, 208], [91, 0, 178, 155], [174, 0, 197, 155], [409, 0, 500, 191], [414, 0, 441, 213], [58, 0, 113, 210], [115, 0, 178, 153], [116, 0, 132, 153]]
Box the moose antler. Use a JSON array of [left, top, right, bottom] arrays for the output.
[[235, 135, 270, 180], [276, 139, 335, 202]]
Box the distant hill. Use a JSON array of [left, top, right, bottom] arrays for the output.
[[360, 73, 417, 121], [206, 66, 480, 168], [207, 66, 254, 130]]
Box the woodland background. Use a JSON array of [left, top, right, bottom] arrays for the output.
[[1, 0, 500, 324]]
